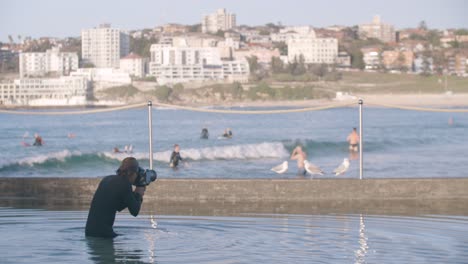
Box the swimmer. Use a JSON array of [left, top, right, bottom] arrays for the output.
[[290, 146, 307, 176], [67, 133, 76, 138], [222, 128, 233, 139], [33, 133, 43, 146], [347, 128, 360, 152], [201, 128, 209, 139], [169, 144, 183, 169], [113, 147, 122, 153]]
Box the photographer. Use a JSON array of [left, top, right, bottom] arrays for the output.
[[85, 157, 146, 238]]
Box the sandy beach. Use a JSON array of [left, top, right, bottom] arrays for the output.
[[205, 93, 468, 108]]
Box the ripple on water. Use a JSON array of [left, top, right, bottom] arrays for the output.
[[0, 208, 467, 263]]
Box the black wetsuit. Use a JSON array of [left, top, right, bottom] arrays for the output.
[[170, 151, 183, 167], [85, 175, 143, 238], [201, 129, 209, 139]]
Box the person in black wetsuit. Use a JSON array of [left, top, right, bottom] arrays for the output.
[[85, 157, 146, 238], [200, 128, 209, 139], [169, 144, 183, 169]]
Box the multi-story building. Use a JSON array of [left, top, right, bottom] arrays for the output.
[[359, 16, 396, 43], [70, 68, 132, 91], [336, 51, 351, 68], [81, 24, 130, 68], [19, 47, 78, 77], [287, 28, 338, 64], [361, 47, 381, 70], [381, 50, 414, 70], [0, 76, 89, 106], [202, 8, 236, 34], [149, 39, 249, 85], [234, 46, 281, 65], [120, 53, 147, 78]]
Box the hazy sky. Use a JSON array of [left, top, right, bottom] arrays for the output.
[[1, 0, 467, 42]]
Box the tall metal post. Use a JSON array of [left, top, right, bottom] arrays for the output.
[[148, 101, 153, 170], [359, 99, 363, 179]]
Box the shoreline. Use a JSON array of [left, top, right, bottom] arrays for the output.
[[1, 93, 468, 110]]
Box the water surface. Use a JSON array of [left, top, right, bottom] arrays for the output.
[[1, 208, 467, 263], [1, 106, 467, 178]]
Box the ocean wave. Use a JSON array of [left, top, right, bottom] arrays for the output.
[[101, 142, 289, 162], [0, 142, 289, 172]]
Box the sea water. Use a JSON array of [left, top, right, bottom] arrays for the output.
[[0, 106, 467, 178], [0, 208, 467, 263]]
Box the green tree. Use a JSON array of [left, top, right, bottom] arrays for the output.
[[454, 29, 468, 35], [173, 83, 184, 95], [228, 82, 244, 100], [310, 63, 328, 78], [426, 30, 441, 47], [153, 86, 173, 102], [273, 41, 287, 56], [246, 56, 259, 74], [130, 36, 158, 57], [188, 24, 201, 32], [271, 56, 284, 74], [215, 30, 225, 38]]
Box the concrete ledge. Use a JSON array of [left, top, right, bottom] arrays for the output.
[[1, 178, 468, 215]]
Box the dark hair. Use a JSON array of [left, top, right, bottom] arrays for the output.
[[174, 144, 179, 148], [353, 127, 357, 131], [116, 157, 139, 179]]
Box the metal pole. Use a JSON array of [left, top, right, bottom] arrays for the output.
[[148, 101, 153, 170], [359, 99, 363, 179]]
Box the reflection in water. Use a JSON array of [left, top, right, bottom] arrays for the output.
[[355, 214, 369, 264], [86, 236, 147, 263], [1, 208, 467, 263], [145, 214, 158, 263], [86, 237, 118, 264]]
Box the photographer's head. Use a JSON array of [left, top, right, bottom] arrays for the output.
[[117, 157, 139, 184]]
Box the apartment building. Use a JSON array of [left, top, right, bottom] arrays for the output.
[[81, 24, 130, 68], [287, 28, 338, 64], [120, 53, 147, 78], [202, 9, 236, 34], [359, 16, 396, 43], [0, 76, 89, 106], [19, 47, 78, 77], [149, 39, 249, 84]]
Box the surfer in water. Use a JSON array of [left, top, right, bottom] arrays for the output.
[[169, 144, 183, 169], [222, 128, 233, 139], [33, 133, 43, 146], [201, 128, 209, 139], [290, 146, 307, 176], [347, 128, 360, 152], [85, 157, 145, 238]]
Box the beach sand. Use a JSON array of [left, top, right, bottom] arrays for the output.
[[213, 93, 468, 108]]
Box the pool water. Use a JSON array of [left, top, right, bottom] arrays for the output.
[[1, 208, 467, 263]]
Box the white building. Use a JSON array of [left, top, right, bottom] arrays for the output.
[[287, 28, 338, 64], [19, 47, 78, 77], [271, 26, 316, 42], [120, 53, 147, 78], [149, 40, 249, 85], [81, 24, 130, 68], [202, 8, 236, 34], [362, 48, 381, 70], [359, 15, 396, 43], [0, 76, 89, 106], [70, 68, 132, 91]]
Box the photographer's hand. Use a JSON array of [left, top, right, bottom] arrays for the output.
[[135, 186, 146, 197]]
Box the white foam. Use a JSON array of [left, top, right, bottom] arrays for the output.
[[101, 142, 289, 162], [0, 149, 82, 168]]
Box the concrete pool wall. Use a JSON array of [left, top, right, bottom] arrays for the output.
[[1, 178, 468, 215]]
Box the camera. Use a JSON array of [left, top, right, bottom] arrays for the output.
[[133, 167, 157, 187]]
